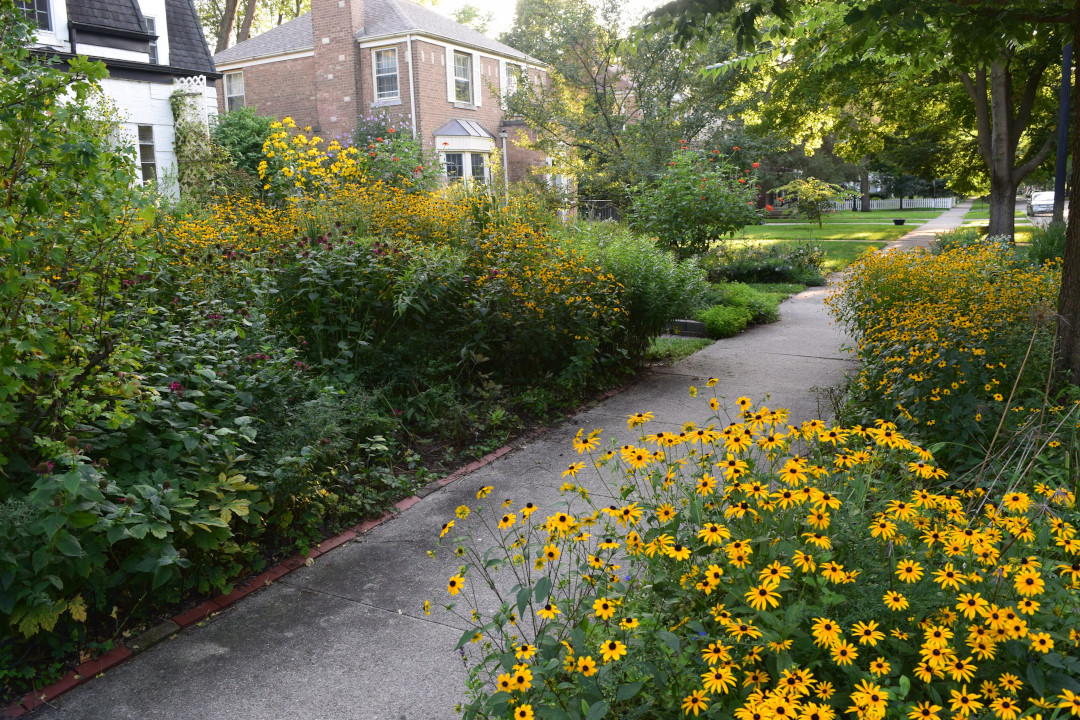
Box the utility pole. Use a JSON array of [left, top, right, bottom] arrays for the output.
[[1054, 43, 1072, 225]]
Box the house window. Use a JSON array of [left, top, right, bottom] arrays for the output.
[[444, 153, 464, 179], [144, 17, 158, 64], [16, 0, 51, 30], [453, 52, 472, 104], [374, 48, 399, 100], [505, 64, 523, 95], [224, 71, 245, 112], [470, 154, 485, 181], [138, 125, 156, 183]]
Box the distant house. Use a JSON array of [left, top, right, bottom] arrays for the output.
[[20, 0, 220, 195], [211, 0, 549, 183]]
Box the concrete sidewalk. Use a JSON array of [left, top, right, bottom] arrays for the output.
[[30, 207, 964, 720], [883, 199, 973, 251]]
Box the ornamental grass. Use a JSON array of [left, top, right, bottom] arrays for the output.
[[432, 386, 1079, 719]]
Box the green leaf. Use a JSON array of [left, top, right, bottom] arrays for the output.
[[55, 533, 83, 557], [516, 586, 532, 619], [616, 682, 643, 702], [656, 629, 680, 654], [534, 575, 552, 605], [584, 701, 609, 720], [898, 675, 911, 700]]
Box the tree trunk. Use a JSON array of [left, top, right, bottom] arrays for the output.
[[215, 0, 239, 53], [236, 0, 258, 44], [1056, 19, 1080, 383], [859, 158, 871, 212], [987, 179, 1018, 236]]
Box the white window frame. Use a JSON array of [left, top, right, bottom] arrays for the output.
[[143, 16, 158, 65], [372, 47, 400, 102], [137, 125, 156, 184], [16, 0, 51, 31], [442, 151, 489, 184], [452, 51, 472, 104], [224, 71, 245, 112]]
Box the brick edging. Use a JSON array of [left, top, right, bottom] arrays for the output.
[[2, 380, 634, 717]]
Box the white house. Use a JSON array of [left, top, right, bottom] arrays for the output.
[[20, 0, 220, 195]]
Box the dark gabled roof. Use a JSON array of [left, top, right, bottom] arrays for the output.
[[213, 12, 311, 65], [66, 0, 147, 35], [165, 0, 217, 73], [213, 0, 541, 67]]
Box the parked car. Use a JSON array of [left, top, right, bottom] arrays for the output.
[[1027, 191, 1055, 215]]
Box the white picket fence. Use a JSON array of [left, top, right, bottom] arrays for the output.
[[828, 197, 956, 211]]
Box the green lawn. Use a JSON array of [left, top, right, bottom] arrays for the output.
[[725, 238, 887, 272], [959, 201, 1035, 243], [733, 223, 912, 243], [765, 208, 943, 224]]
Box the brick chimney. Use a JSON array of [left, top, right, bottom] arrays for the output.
[[312, 0, 364, 140]]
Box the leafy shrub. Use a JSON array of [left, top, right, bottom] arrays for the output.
[[352, 111, 440, 192], [704, 282, 782, 324], [212, 106, 274, 180], [827, 245, 1059, 469], [707, 241, 826, 285], [929, 228, 1014, 255], [433, 390, 1080, 720], [567, 222, 709, 361], [1029, 223, 1066, 266], [629, 144, 762, 258], [772, 176, 855, 227], [697, 304, 753, 338]]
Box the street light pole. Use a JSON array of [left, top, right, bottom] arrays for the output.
[[1054, 43, 1072, 224], [499, 130, 509, 205]]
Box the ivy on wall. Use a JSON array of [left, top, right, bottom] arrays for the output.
[[169, 89, 234, 202]]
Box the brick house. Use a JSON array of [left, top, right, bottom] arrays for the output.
[[211, 0, 549, 183], [20, 0, 220, 196]]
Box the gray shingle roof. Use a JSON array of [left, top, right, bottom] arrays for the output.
[[165, 0, 217, 73], [361, 0, 537, 63], [66, 0, 147, 35], [213, 0, 540, 67], [434, 119, 493, 138], [213, 12, 312, 65]]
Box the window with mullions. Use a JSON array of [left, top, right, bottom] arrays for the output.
[[470, 154, 485, 181], [138, 125, 156, 184], [444, 153, 464, 179], [453, 52, 472, 104], [374, 48, 399, 100], [144, 17, 158, 64], [225, 71, 245, 112], [16, 0, 51, 30]]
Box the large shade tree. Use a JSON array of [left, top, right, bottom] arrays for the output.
[[650, 0, 1080, 381]]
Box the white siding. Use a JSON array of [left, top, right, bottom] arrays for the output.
[[100, 77, 179, 197], [135, 0, 170, 66]]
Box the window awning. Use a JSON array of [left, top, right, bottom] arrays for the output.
[[434, 119, 496, 153]]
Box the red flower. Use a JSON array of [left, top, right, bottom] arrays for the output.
[[765, 204, 774, 211], [389, 127, 396, 133], [733, 146, 740, 150], [738, 178, 746, 183], [752, 162, 760, 168]]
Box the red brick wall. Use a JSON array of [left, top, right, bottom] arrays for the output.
[[355, 41, 416, 132], [312, 0, 364, 139], [216, 27, 551, 182], [405, 39, 548, 183], [216, 56, 318, 130]]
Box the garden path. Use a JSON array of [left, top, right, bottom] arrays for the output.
[[882, 199, 974, 251], [30, 206, 961, 720]]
